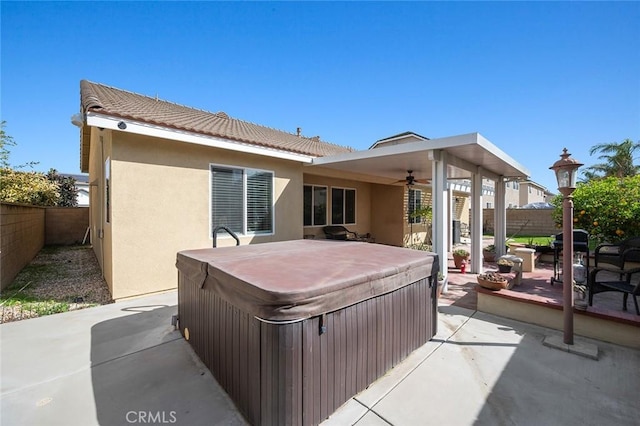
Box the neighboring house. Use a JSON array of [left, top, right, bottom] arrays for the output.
[[61, 173, 90, 206], [77, 80, 529, 300], [518, 180, 548, 207], [474, 178, 551, 209]]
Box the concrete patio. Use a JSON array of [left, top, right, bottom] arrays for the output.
[[2, 287, 639, 425]]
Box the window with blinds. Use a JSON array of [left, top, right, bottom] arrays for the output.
[[210, 165, 273, 235]]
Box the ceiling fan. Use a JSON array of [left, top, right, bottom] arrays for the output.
[[393, 170, 430, 186]]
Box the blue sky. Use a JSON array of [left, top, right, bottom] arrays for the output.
[[2, 1, 639, 193]]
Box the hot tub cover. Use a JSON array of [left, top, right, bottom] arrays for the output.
[[177, 239, 438, 321]]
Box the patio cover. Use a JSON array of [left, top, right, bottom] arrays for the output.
[[307, 132, 531, 276]]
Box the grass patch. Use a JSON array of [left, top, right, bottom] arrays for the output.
[[506, 236, 554, 246], [1, 245, 110, 323], [10, 263, 68, 284], [0, 296, 70, 315]]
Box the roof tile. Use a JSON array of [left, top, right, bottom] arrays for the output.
[[80, 80, 353, 157]]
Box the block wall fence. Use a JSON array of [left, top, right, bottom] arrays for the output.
[[1, 203, 89, 290], [472, 208, 557, 238]]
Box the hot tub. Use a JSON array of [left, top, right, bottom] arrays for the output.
[[176, 240, 438, 425]]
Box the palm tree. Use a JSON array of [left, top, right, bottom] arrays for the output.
[[583, 138, 640, 181]]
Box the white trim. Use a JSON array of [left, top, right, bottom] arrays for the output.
[[432, 150, 448, 279], [407, 188, 423, 224], [87, 112, 314, 164], [312, 132, 530, 180]]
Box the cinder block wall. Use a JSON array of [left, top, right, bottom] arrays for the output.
[[45, 207, 89, 245], [476, 208, 557, 237], [1, 203, 46, 290]]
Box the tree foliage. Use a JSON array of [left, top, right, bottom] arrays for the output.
[[0, 168, 60, 206], [46, 169, 78, 207], [0, 123, 78, 207], [551, 175, 640, 244], [0, 121, 16, 168], [582, 138, 640, 181]]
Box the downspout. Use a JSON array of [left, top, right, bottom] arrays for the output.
[[99, 133, 105, 277]]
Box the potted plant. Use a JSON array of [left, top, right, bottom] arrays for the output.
[[477, 272, 508, 290], [437, 272, 446, 296], [483, 245, 497, 262], [497, 258, 514, 273], [452, 248, 470, 269]]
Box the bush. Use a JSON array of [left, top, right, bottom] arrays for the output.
[[0, 168, 60, 206], [551, 175, 640, 244], [46, 169, 78, 207]]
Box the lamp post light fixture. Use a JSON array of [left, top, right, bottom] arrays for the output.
[[549, 148, 583, 345]]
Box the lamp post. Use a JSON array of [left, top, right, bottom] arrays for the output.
[[549, 148, 583, 345]]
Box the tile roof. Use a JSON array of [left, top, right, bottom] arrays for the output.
[[80, 80, 354, 158]]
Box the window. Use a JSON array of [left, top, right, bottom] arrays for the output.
[[303, 185, 327, 226], [408, 189, 422, 224], [331, 187, 356, 225], [104, 157, 110, 224], [210, 165, 273, 235]]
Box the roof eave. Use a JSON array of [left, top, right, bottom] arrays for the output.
[[85, 112, 315, 164]]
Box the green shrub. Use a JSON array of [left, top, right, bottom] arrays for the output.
[[0, 168, 60, 206], [551, 175, 640, 244]]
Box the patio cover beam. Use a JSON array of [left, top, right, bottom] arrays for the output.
[[471, 172, 484, 274], [431, 149, 449, 279], [494, 177, 507, 257]]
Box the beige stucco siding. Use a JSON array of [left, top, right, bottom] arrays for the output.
[[87, 127, 113, 295], [370, 184, 404, 246], [108, 132, 303, 300]]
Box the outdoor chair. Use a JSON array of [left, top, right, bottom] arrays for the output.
[[594, 236, 640, 270], [589, 267, 640, 315], [322, 226, 372, 242]]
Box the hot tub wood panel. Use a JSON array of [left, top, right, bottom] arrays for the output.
[[177, 241, 437, 425], [178, 273, 433, 426]]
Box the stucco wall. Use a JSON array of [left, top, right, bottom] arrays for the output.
[[0, 203, 45, 289], [87, 127, 112, 295], [479, 208, 557, 237], [45, 207, 89, 245], [107, 132, 306, 300], [302, 173, 372, 240], [370, 184, 404, 246]]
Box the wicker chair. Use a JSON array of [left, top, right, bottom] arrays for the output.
[[589, 267, 640, 315], [589, 236, 640, 314], [594, 236, 640, 269]]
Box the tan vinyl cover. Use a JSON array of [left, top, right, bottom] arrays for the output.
[[176, 239, 438, 321]]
